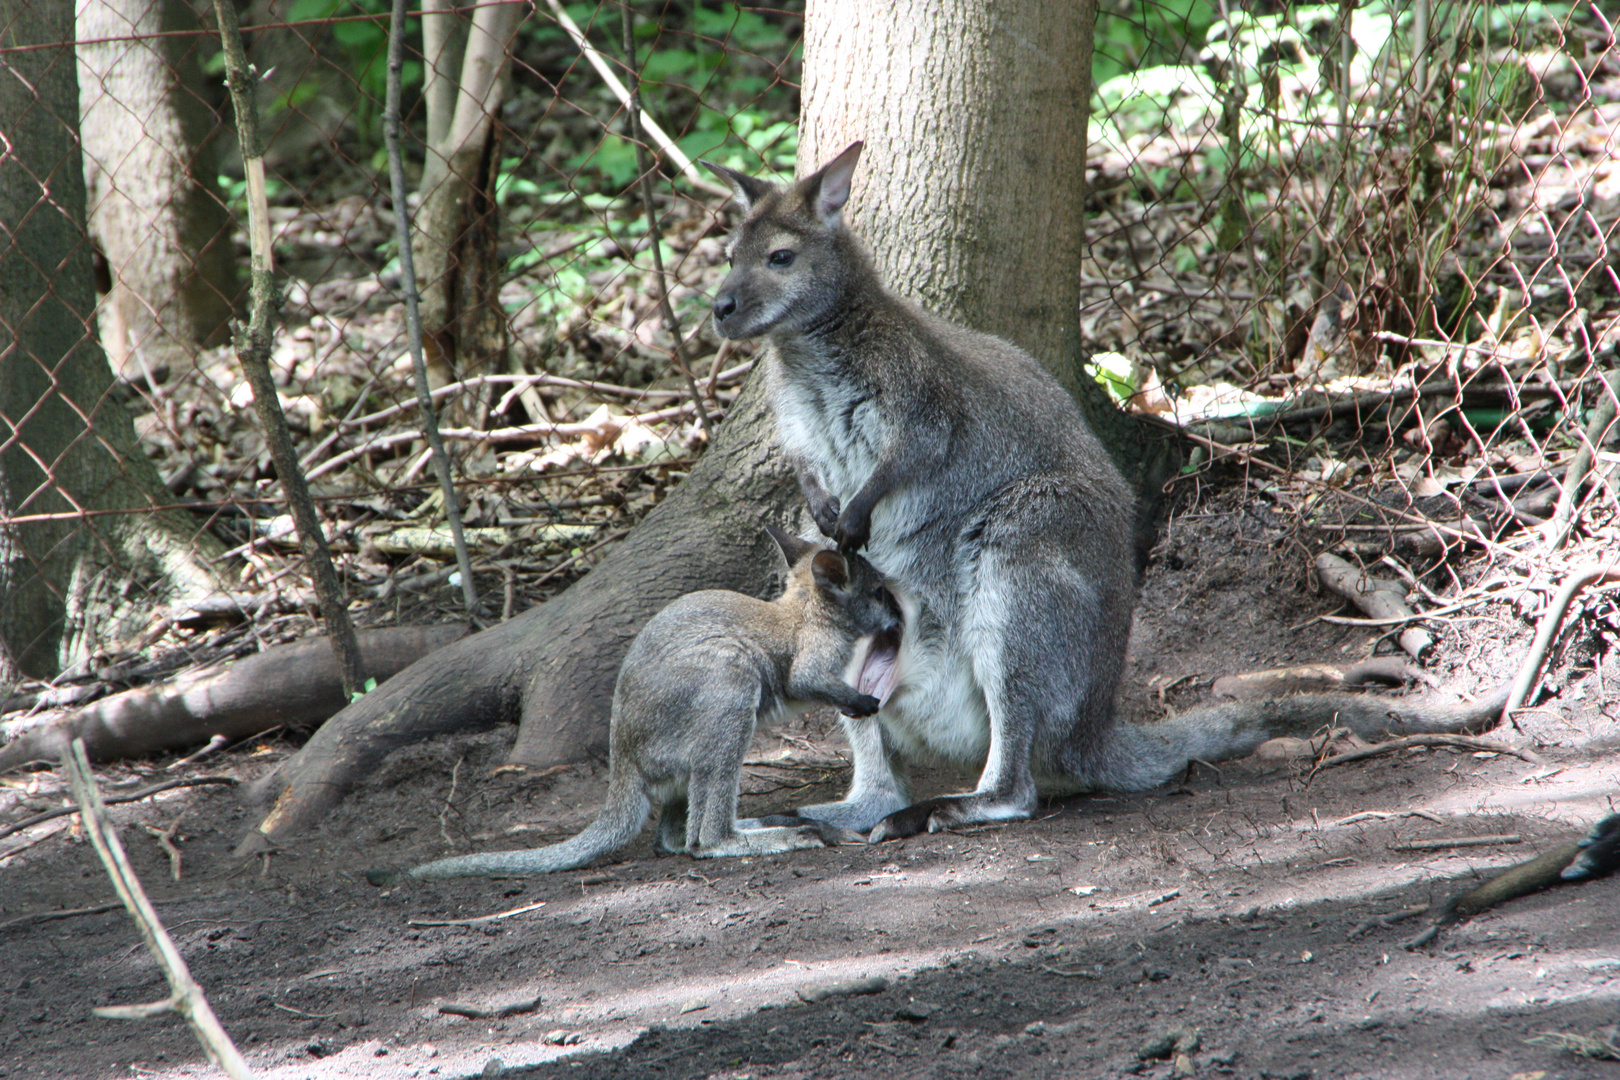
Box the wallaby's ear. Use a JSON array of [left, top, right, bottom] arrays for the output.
[[701, 159, 775, 212], [766, 523, 817, 567], [810, 549, 850, 590], [799, 141, 863, 226]]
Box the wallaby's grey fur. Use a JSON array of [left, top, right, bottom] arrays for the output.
[[396, 527, 902, 880], [705, 143, 1506, 841]]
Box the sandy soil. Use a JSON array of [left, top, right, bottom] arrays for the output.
[[2, 490, 1617, 1080]]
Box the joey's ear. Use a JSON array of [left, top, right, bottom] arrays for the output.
[[799, 141, 863, 225], [701, 159, 775, 212], [766, 523, 817, 567], [810, 549, 849, 590]]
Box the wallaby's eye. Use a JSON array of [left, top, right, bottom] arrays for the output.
[[768, 249, 796, 268]]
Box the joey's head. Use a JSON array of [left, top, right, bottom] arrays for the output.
[[703, 142, 864, 341], [766, 523, 903, 705]]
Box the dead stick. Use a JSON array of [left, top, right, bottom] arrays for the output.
[[438, 994, 543, 1019], [0, 776, 238, 843], [407, 899, 547, 928], [1311, 733, 1542, 775], [62, 741, 256, 1079], [1389, 834, 1522, 852], [209, 0, 366, 698], [385, 0, 479, 616]]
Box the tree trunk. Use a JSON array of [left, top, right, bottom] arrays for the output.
[[240, 0, 1176, 846], [413, 0, 521, 402], [0, 0, 227, 685], [77, 0, 237, 379]]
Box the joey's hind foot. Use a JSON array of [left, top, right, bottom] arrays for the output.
[[867, 795, 1032, 843]]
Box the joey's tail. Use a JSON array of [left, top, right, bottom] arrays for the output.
[[407, 779, 651, 880], [1079, 687, 1510, 793]]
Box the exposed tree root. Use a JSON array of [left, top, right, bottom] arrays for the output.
[[0, 625, 464, 773]]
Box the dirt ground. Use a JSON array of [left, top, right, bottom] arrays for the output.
[[3, 489, 1618, 1080]]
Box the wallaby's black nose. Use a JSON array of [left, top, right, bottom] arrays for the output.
[[712, 294, 736, 322]]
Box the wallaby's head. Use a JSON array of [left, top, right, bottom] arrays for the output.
[[766, 522, 899, 640], [703, 142, 864, 340]]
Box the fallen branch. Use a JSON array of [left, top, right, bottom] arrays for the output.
[[0, 626, 464, 773], [438, 994, 543, 1020], [1316, 553, 1431, 659], [63, 741, 255, 1078], [1388, 833, 1522, 852], [406, 899, 547, 928]]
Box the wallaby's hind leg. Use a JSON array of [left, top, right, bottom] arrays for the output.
[[870, 500, 1128, 842], [781, 714, 910, 831], [655, 799, 688, 854]]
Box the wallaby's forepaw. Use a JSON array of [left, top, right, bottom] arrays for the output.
[[1562, 812, 1620, 881], [811, 494, 841, 539], [364, 867, 406, 887], [840, 693, 882, 718], [835, 504, 871, 553]]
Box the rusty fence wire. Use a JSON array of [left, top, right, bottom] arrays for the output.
[[1, 0, 1617, 708]]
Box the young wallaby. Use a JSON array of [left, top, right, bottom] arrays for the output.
[[389, 526, 902, 880], [705, 143, 1507, 842]]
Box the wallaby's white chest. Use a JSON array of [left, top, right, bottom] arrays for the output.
[[767, 357, 880, 500]]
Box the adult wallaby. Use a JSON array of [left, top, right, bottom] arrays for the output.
[[705, 143, 1506, 842], [382, 526, 902, 881]]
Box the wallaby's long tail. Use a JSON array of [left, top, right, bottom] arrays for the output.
[[407, 780, 651, 880], [1082, 687, 1510, 793]]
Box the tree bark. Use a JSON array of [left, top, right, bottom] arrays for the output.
[[77, 0, 237, 379], [413, 0, 521, 401], [0, 0, 226, 685], [240, 0, 1175, 846]]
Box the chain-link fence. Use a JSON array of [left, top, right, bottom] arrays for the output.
[[2, 0, 1616, 709]]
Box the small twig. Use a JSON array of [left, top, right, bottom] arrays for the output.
[[1309, 733, 1542, 778], [141, 818, 186, 881], [0, 776, 238, 842], [1347, 903, 1429, 938], [1039, 964, 1099, 979], [0, 898, 183, 933], [1503, 560, 1620, 727], [1388, 833, 1522, 852], [438, 755, 463, 847], [272, 1002, 340, 1020], [407, 899, 547, 928], [438, 994, 543, 1020], [63, 741, 255, 1079], [386, 0, 479, 617]]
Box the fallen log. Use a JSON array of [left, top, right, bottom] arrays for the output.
[[0, 625, 466, 773]]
